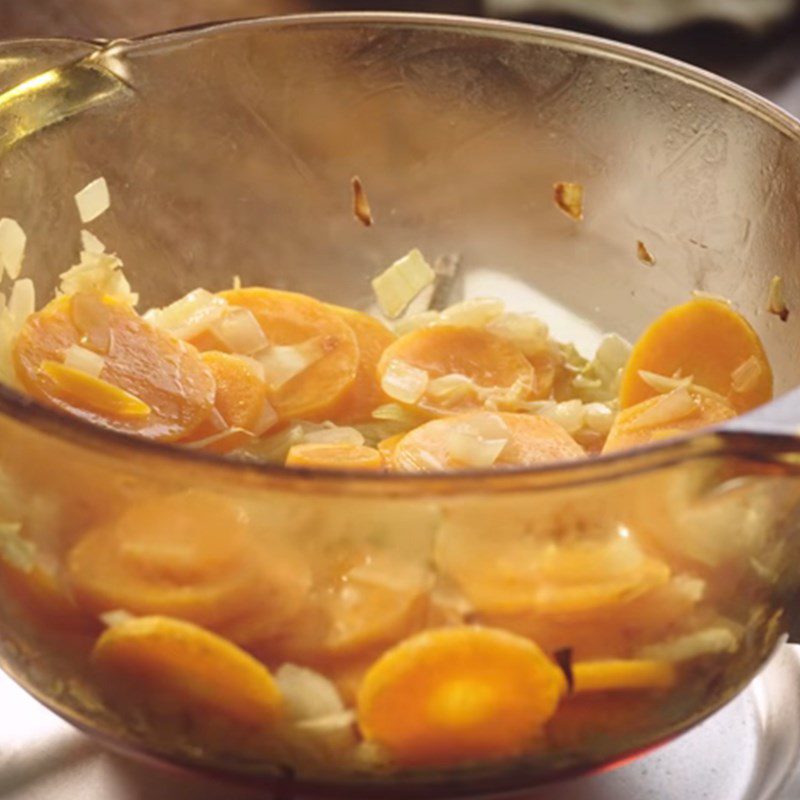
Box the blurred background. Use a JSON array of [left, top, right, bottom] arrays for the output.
[[1, 0, 799, 115]]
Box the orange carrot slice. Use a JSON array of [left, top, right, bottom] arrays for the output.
[[67, 491, 309, 639], [603, 389, 736, 453], [619, 298, 772, 413], [217, 288, 358, 421], [326, 305, 396, 424], [93, 615, 282, 727], [285, 442, 383, 471], [572, 659, 676, 692], [14, 293, 215, 441], [392, 411, 585, 472], [377, 326, 534, 415], [357, 626, 564, 766]]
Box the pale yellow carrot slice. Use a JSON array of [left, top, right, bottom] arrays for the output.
[[285, 442, 383, 471]]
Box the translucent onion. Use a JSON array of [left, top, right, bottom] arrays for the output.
[[380, 359, 429, 404], [625, 387, 699, 432], [256, 338, 326, 391], [211, 307, 268, 355], [143, 289, 228, 340], [63, 344, 105, 379], [74, 177, 110, 223], [371, 248, 435, 319], [0, 217, 26, 280]]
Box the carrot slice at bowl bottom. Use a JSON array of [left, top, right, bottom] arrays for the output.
[[92, 615, 282, 728], [357, 626, 565, 766], [572, 659, 677, 692], [285, 443, 384, 471]]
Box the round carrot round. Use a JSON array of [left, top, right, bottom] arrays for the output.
[[13, 293, 215, 441], [218, 288, 359, 421], [619, 298, 772, 413], [285, 442, 384, 471], [326, 305, 396, 424], [67, 491, 309, 638], [392, 412, 585, 472], [357, 626, 565, 766], [378, 326, 534, 415], [93, 615, 282, 728], [603, 389, 736, 453]]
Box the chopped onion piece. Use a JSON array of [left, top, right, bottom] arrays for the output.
[[639, 627, 739, 662], [256, 338, 326, 391], [427, 373, 477, 404], [372, 248, 435, 319], [440, 297, 504, 328], [380, 359, 429, 404], [276, 664, 345, 721], [0, 218, 26, 280], [205, 407, 229, 433], [447, 430, 508, 467], [80, 229, 105, 254], [393, 310, 439, 336], [143, 289, 228, 340], [63, 344, 105, 379], [768, 275, 789, 321], [8, 279, 35, 330], [487, 312, 549, 356], [295, 711, 356, 732], [595, 334, 632, 374], [184, 427, 253, 450], [731, 355, 763, 394], [638, 370, 694, 394], [584, 402, 615, 434], [554, 181, 584, 220], [0, 522, 33, 572], [251, 399, 279, 436], [100, 609, 135, 628], [303, 424, 365, 446], [74, 177, 110, 223], [540, 399, 584, 435], [211, 307, 268, 355], [625, 387, 699, 432], [446, 413, 509, 467], [59, 251, 138, 306]]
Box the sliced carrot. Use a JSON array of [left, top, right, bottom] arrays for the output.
[[324, 556, 430, 657], [357, 626, 564, 766], [619, 298, 772, 413], [93, 615, 282, 728], [603, 389, 736, 453], [572, 659, 676, 692], [216, 288, 358, 421], [285, 442, 384, 471], [377, 326, 534, 416], [183, 351, 272, 453], [326, 305, 396, 424], [392, 412, 585, 472], [67, 491, 310, 639], [14, 293, 215, 441]]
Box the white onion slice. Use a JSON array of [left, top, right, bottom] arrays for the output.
[[80, 229, 105, 254], [380, 359, 429, 404], [731, 355, 762, 394], [74, 177, 110, 223], [144, 289, 228, 340], [7, 279, 35, 330], [440, 297, 504, 328], [63, 344, 105, 379], [212, 307, 268, 355], [303, 424, 365, 446], [251, 399, 279, 436], [275, 664, 345, 721], [256, 338, 325, 391], [372, 248, 435, 319], [487, 312, 549, 356], [0, 218, 26, 280], [626, 387, 699, 432]]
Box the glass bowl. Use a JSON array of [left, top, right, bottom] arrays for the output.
[[1, 12, 800, 798]]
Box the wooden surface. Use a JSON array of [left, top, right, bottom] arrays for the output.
[[1, 0, 799, 114]]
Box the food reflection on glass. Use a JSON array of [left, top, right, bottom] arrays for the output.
[[0, 176, 786, 778]]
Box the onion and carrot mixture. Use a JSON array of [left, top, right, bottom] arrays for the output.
[[0, 182, 778, 775]]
